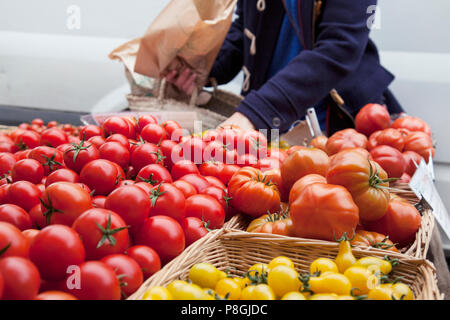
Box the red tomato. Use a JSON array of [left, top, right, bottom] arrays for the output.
[[115, 179, 135, 188], [391, 116, 431, 136], [11, 158, 44, 184], [326, 128, 368, 156], [87, 135, 106, 150], [0, 152, 16, 176], [218, 164, 240, 185], [35, 291, 78, 300], [104, 133, 130, 150], [134, 215, 185, 264], [309, 136, 328, 153], [267, 148, 288, 164], [199, 161, 225, 178], [179, 174, 211, 193], [257, 156, 282, 172], [235, 130, 268, 158], [125, 245, 161, 280], [216, 127, 241, 150], [172, 179, 197, 199], [264, 168, 289, 203], [0, 204, 32, 231], [6, 181, 41, 212], [13, 130, 41, 150], [40, 128, 68, 147], [80, 125, 103, 140], [402, 151, 423, 176], [0, 256, 41, 300], [236, 153, 258, 167], [363, 197, 421, 247], [28, 146, 64, 176], [0, 270, 3, 299], [203, 141, 235, 163], [22, 228, 40, 246], [99, 141, 130, 169], [0, 142, 17, 153], [403, 131, 435, 161], [204, 176, 226, 189], [200, 186, 228, 209], [102, 116, 135, 139], [135, 115, 158, 132], [130, 143, 163, 171], [148, 183, 186, 221], [105, 185, 150, 228], [140, 123, 168, 145], [202, 129, 220, 143], [65, 261, 121, 300], [72, 208, 129, 261], [290, 183, 359, 241], [355, 103, 391, 136], [370, 145, 406, 178], [367, 128, 405, 152], [13, 149, 31, 161], [185, 194, 225, 229], [0, 221, 30, 258], [31, 118, 44, 126], [101, 254, 143, 298], [136, 163, 173, 185], [159, 139, 182, 170], [80, 159, 123, 196], [161, 120, 182, 140], [45, 168, 79, 187], [180, 137, 205, 164], [40, 182, 92, 226], [28, 204, 47, 230], [134, 181, 154, 195], [30, 224, 85, 281], [170, 160, 199, 181], [180, 217, 209, 247], [63, 140, 100, 173]]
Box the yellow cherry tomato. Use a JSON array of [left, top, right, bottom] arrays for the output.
[[202, 288, 217, 300], [309, 293, 339, 300], [240, 285, 256, 300], [354, 257, 393, 275], [335, 240, 357, 273], [168, 282, 207, 300], [281, 292, 307, 300], [250, 284, 276, 300], [268, 256, 295, 270], [217, 270, 227, 281], [248, 263, 269, 277], [215, 278, 242, 300], [344, 265, 378, 295], [367, 284, 395, 300], [188, 263, 221, 289], [308, 272, 352, 296], [310, 258, 339, 274], [267, 265, 301, 298], [392, 283, 414, 300], [142, 286, 173, 300]]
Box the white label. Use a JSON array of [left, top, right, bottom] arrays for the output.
[[409, 159, 450, 240]]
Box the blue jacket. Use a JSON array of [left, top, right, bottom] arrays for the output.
[[209, 0, 404, 134]]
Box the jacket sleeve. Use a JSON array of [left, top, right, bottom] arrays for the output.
[[236, 0, 378, 133], [209, 0, 244, 85]]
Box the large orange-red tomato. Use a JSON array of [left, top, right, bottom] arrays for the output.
[[402, 150, 423, 177], [264, 168, 288, 202], [228, 166, 281, 218], [350, 229, 398, 252], [403, 131, 435, 161], [280, 146, 330, 191], [369, 145, 406, 178], [354, 103, 391, 137], [391, 116, 431, 136], [325, 128, 368, 156], [363, 196, 421, 247], [288, 174, 327, 204], [289, 183, 359, 241], [367, 128, 405, 151], [309, 136, 328, 153], [326, 149, 391, 222], [40, 181, 92, 226]]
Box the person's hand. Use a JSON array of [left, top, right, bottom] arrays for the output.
[[218, 112, 255, 131], [165, 68, 197, 95]]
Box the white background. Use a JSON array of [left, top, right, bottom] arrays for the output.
[[1, 0, 450, 251]]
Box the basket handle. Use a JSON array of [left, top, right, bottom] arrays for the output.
[[158, 77, 199, 106]]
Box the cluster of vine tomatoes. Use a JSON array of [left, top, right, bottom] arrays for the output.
[[0, 114, 285, 300]]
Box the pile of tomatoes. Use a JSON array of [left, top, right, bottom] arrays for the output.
[[0, 115, 285, 300], [141, 238, 414, 300]]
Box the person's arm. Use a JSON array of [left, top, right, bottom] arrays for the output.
[[236, 0, 377, 133], [208, 0, 245, 85]]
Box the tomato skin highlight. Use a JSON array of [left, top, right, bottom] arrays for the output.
[[0, 204, 32, 231]]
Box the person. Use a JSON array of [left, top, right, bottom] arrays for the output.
[[166, 0, 404, 137]]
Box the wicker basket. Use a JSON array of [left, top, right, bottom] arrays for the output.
[[224, 184, 435, 260], [128, 229, 443, 300]]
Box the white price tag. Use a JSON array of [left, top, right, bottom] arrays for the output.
[[409, 159, 450, 240]]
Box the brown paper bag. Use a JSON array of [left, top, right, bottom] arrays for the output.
[[134, 0, 237, 89]]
